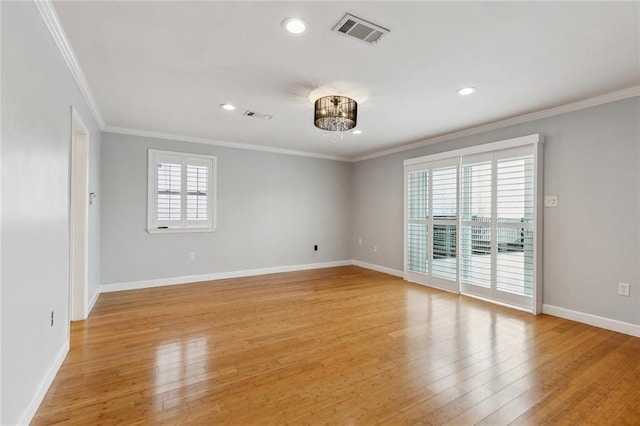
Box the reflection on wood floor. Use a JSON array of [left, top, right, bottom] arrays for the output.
[[33, 266, 640, 425]]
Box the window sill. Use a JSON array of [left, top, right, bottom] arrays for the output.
[[147, 227, 216, 234]]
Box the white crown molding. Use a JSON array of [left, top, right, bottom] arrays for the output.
[[103, 126, 352, 162], [353, 85, 640, 162], [34, 0, 638, 164], [34, 0, 105, 129], [111, 86, 638, 163]]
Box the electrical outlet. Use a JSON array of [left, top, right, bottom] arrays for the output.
[[618, 282, 630, 297], [50, 311, 54, 327], [358, 237, 362, 245], [544, 195, 558, 207], [373, 245, 378, 253], [188, 252, 195, 261]]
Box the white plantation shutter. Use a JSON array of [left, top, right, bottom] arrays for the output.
[[405, 158, 459, 293], [431, 164, 458, 281], [156, 160, 182, 222], [186, 161, 209, 222], [148, 150, 216, 232], [406, 168, 428, 275], [495, 151, 535, 297], [461, 155, 493, 289]]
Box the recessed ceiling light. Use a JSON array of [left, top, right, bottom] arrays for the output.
[[457, 87, 477, 96], [352, 129, 362, 135], [220, 103, 236, 111], [282, 17, 307, 34]]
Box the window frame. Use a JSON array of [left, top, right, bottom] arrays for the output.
[[147, 149, 217, 233]]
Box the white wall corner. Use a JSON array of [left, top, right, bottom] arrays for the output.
[[16, 340, 69, 426], [543, 304, 640, 338]]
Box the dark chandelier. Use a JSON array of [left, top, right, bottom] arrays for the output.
[[314, 95, 357, 132]]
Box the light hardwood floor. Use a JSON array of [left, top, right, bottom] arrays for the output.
[[33, 266, 640, 425]]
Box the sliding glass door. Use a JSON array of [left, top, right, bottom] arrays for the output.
[[404, 136, 542, 312], [405, 158, 459, 293], [460, 146, 535, 310]]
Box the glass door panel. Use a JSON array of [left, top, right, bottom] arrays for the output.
[[406, 169, 429, 276]]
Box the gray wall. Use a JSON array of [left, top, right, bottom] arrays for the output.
[[100, 133, 353, 285], [353, 97, 640, 326], [1, 2, 101, 424]]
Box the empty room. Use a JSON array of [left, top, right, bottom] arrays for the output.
[[2, 1, 640, 424]]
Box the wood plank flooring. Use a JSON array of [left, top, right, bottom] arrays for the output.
[[32, 266, 640, 425]]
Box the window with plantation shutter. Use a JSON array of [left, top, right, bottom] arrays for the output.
[[148, 150, 216, 233], [405, 134, 543, 313], [157, 161, 182, 221]]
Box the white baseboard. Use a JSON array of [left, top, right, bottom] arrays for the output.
[[351, 260, 403, 277], [100, 260, 353, 293], [543, 304, 640, 338], [17, 340, 69, 425], [87, 289, 100, 315]]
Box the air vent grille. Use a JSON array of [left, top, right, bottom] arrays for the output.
[[243, 110, 272, 120], [332, 14, 389, 44]]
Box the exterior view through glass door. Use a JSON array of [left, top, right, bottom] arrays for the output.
[[404, 135, 542, 313]]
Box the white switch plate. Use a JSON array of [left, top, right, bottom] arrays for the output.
[[544, 195, 558, 207], [373, 245, 378, 253], [188, 252, 195, 261], [358, 237, 363, 245], [618, 282, 630, 297]]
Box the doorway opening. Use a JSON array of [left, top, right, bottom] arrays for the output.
[[70, 108, 89, 321]]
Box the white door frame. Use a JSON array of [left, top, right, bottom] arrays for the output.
[[70, 107, 89, 321]]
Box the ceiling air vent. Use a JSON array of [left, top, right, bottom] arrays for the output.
[[243, 110, 272, 120], [332, 14, 389, 45]]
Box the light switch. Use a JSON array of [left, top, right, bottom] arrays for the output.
[[544, 195, 558, 208]]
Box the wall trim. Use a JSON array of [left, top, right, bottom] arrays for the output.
[[354, 86, 640, 162], [87, 289, 100, 316], [543, 304, 640, 338], [99, 260, 407, 293], [103, 127, 352, 163], [33, 0, 638, 163], [17, 340, 69, 426], [34, 0, 105, 129], [100, 260, 353, 293], [351, 260, 403, 277]]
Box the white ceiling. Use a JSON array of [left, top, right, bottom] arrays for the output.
[[53, 1, 640, 160]]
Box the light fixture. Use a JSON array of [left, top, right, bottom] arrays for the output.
[[352, 129, 362, 135], [314, 95, 357, 132], [220, 103, 236, 111], [457, 87, 477, 96], [282, 17, 307, 34]]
